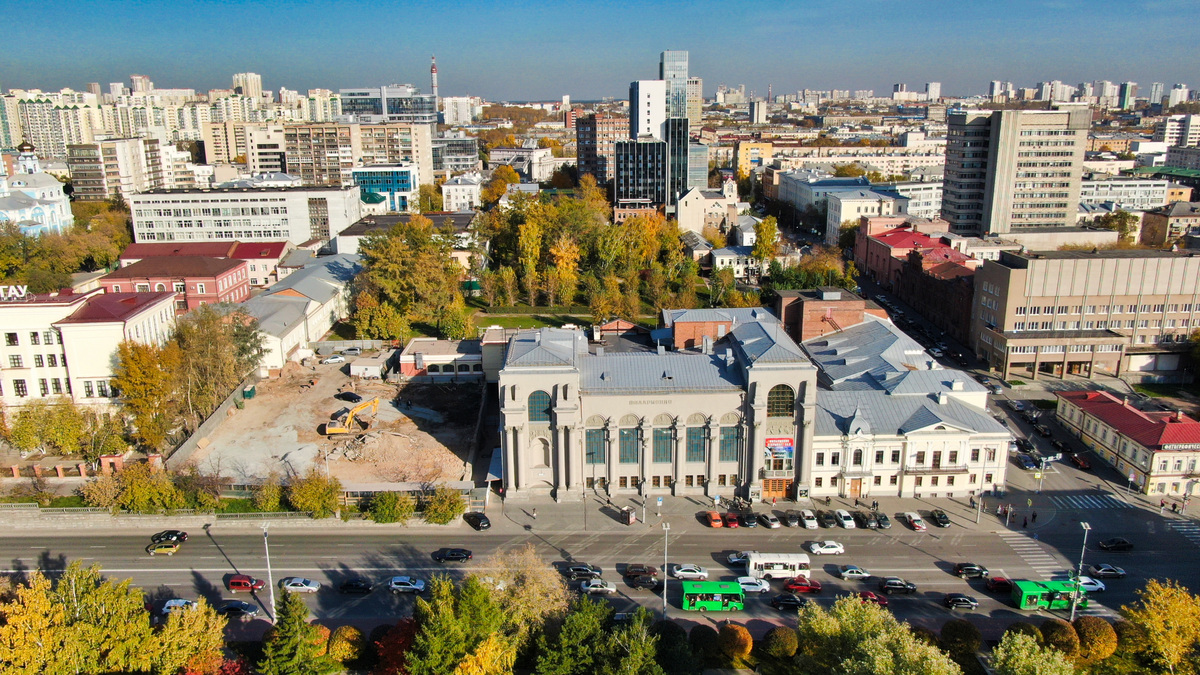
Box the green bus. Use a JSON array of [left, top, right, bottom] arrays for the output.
[[1011, 580, 1089, 611], [681, 580, 745, 612]]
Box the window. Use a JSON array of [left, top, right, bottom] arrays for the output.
[[931, 477, 939, 486], [814, 478, 823, 488], [915, 477, 923, 487], [891, 450, 900, 463], [815, 452, 825, 466], [873, 476, 881, 486], [916, 451, 926, 464], [767, 385, 795, 417], [4, 333, 17, 346], [719, 427, 741, 462], [852, 449, 863, 466], [585, 429, 606, 464], [889, 475, 898, 485], [527, 391, 552, 423], [686, 428, 706, 462], [39, 379, 48, 396], [174, 283, 185, 293], [830, 477, 838, 487], [985, 472, 994, 484], [29, 332, 40, 345], [33, 354, 45, 368], [8, 355, 22, 368], [653, 428, 672, 463], [13, 380, 27, 397], [949, 451, 958, 464], [97, 382, 109, 397], [619, 428, 639, 464], [47, 354, 56, 367], [986, 449, 997, 462], [51, 378, 62, 394], [43, 331, 55, 345], [197, 283, 206, 294], [830, 452, 840, 466], [875, 450, 884, 464]]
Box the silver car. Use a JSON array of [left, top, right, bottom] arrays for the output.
[[279, 577, 320, 593]]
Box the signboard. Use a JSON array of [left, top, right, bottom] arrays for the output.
[[765, 437, 794, 459], [0, 285, 29, 301], [1128, 471, 1136, 482]]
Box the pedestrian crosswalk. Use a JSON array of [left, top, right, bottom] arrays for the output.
[[1047, 493, 1133, 510], [997, 531, 1067, 580], [1169, 520, 1200, 548]]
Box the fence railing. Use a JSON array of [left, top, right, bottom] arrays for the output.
[[0, 503, 41, 510], [35, 507, 112, 515], [215, 511, 314, 520]]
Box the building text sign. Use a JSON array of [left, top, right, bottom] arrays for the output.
[[0, 285, 29, 301]]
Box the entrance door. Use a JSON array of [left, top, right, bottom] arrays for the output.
[[762, 479, 792, 500], [849, 479, 862, 499]]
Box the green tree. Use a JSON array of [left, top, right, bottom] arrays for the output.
[[172, 304, 264, 432], [651, 620, 699, 675], [597, 608, 664, 675], [838, 219, 860, 251], [940, 618, 983, 672], [7, 401, 47, 455], [418, 183, 444, 213], [761, 625, 798, 659], [357, 214, 464, 336], [535, 596, 612, 674], [112, 340, 180, 449], [79, 408, 127, 463], [259, 590, 338, 675], [422, 484, 467, 524], [368, 491, 416, 524], [286, 469, 343, 518], [1074, 616, 1118, 664], [1122, 578, 1200, 674], [117, 462, 184, 513], [751, 216, 780, 264], [254, 472, 284, 511], [832, 163, 866, 177], [992, 630, 1076, 675], [408, 576, 470, 675], [688, 624, 720, 664]]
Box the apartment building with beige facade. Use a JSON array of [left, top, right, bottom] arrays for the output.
[[971, 249, 1200, 382]]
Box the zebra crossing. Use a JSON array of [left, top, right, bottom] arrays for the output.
[[1047, 493, 1133, 510], [1169, 520, 1200, 548], [997, 531, 1067, 580]]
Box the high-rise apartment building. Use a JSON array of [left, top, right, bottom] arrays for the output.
[[1168, 84, 1191, 109], [925, 82, 942, 101], [686, 77, 703, 126], [1150, 82, 1165, 106], [660, 50, 689, 120], [339, 85, 438, 125], [280, 122, 433, 187], [245, 124, 287, 175], [232, 72, 263, 101], [1154, 115, 1200, 147], [614, 137, 667, 207], [629, 80, 666, 140], [86, 82, 102, 98], [359, 123, 433, 185], [1118, 82, 1137, 110], [67, 137, 164, 201], [942, 105, 1090, 236], [130, 75, 153, 93], [576, 113, 626, 184]]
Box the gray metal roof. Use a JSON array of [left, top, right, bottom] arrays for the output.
[[813, 391, 1009, 437], [730, 321, 810, 365], [504, 328, 586, 368], [661, 307, 778, 328], [264, 254, 360, 305], [581, 351, 744, 394]]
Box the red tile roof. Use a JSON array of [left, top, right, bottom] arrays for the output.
[[925, 261, 976, 281], [229, 241, 289, 260], [55, 292, 176, 324], [102, 256, 245, 280], [871, 227, 949, 251], [1057, 390, 1200, 449], [119, 242, 238, 260]]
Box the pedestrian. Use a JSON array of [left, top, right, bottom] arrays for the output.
[[873, 500, 879, 511], [969, 496, 975, 509], [772, 496, 777, 507], [1033, 533, 1039, 541], [1032, 511, 1037, 523], [826, 496, 832, 506], [1172, 502, 1178, 513], [1023, 516, 1028, 528], [854, 498, 859, 507], [1161, 500, 1167, 514], [532, 508, 537, 519]]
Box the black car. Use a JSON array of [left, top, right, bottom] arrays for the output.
[[338, 578, 373, 594], [1097, 538, 1133, 552], [739, 512, 759, 528], [566, 564, 602, 580], [817, 510, 838, 528], [783, 510, 802, 527], [931, 510, 951, 528], [770, 593, 809, 610], [215, 600, 260, 618], [1050, 438, 1069, 452], [335, 391, 363, 403], [1015, 438, 1035, 452], [878, 577, 917, 594], [433, 548, 473, 563], [151, 530, 189, 543], [943, 593, 979, 610], [1034, 424, 1053, 437], [875, 512, 892, 529], [463, 512, 491, 530], [629, 575, 661, 591], [852, 511, 879, 529], [954, 562, 989, 579], [623, 564, 659, 579]]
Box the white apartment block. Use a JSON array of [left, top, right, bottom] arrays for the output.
[[879, 181, 943, 219], [441, 96, 482, 126], [66, 137, 164, 201], [441, 172, 484, 212], [1079, 177, 1169, 210], [826, 190, 898, 245], [629, 80, 666, 140], [1154, 115, 1200, 148], [129, 185, 362, 244]]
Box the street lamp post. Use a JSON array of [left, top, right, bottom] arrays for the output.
[[1070, 522, 1092, 622], [262, 526, 277, 622], [662, 522, 670, 619], [1038, 458, 1047, 494]]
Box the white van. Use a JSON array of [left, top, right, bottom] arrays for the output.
[[835, 509, 856, 529]]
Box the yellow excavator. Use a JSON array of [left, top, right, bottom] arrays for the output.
[[323, 397, 380, 435]]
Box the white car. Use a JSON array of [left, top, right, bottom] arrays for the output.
[[279, 577, 320, 593], [800, 510, 818, 529], [161, 599, 197, 615], [1076, 576, 1106, 593], [321, 355, 345, 364], [838, 565, 871, 581], [835, 509, 856, 529], [904, 512, 927, 531], [929, 348, 944, 357], [672, 564, 709, 580], [388, 576, 426, 594], [581, 579, 617, 594], [727, 550, 755, 566], [807, 541, 845, 555], [737, 576, 771, 594]]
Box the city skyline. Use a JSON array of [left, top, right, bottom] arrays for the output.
[[3, 0, 1197, 101]]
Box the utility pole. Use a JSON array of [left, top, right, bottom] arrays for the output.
[[1070, 522, 1091, 622], [263, 526, 276, 622], [662, 522, 670, 619]]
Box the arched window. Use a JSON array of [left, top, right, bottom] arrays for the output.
[[528, 391, 552, 423], [457, 363, 470, 372], [852, 449, 863, 466], [767, 385, 795, 417], [427, 364, 440, 373]]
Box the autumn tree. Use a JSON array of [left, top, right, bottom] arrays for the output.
[[1122, 578, 1200, 674], [259, 590, 338, 675], [718, 623, 753, 662], [113, 462, 184, 513], [482, 543, 570, 645], [253, 472, 283, 511], [482, 165, 521, 205], [418, 182, 444, 213], [1074, 616, 1118, 664], [992, 630, 1075, 675], [112, 340, 180, 449], [751, 216, 780, 264], [368, 491, 416, 524], [171, 304, 266, 432], [832, 163, 866, 177], [286, 469, 343, 518], [1040, 618, 1081, 659], [422, 484, 466, 524]]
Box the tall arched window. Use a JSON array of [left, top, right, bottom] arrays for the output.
[[852, 449, 863, 466], [528, 391, 552, 423], [767, 384, 796, 417]]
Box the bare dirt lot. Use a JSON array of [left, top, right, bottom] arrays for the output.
[[186, 359, 482, 485]]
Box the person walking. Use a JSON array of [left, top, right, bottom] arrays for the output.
[[772, 496, 777, 507], [1022, 516, 1028, 528], [826, 496, 832, 506], [1161, 499, 1167, 514], [1172, 502, 1179, 514], [532, 508, 537, 519], [1031, 511, 1037, 523]]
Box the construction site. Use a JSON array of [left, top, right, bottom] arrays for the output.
[[181, 355, 487, 488]]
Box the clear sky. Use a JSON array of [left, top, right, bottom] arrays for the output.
[[3, 0, 1196, 101]]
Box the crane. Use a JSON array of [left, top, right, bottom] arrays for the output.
[[323, 397, 380, 435]]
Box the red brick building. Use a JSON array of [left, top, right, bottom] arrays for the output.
[[99, 256, 250, 314], [118, 240, 292, 287], [854, 218, 956, 290], [895, 251, 977, 344], [660, 307, 779, 350], [775, 288, 888, 344]]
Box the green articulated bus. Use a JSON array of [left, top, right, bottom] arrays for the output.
[[681, 580, 745, 612], [1011, 579, 1089, 611]]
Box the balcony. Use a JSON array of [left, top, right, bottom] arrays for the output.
[[903, 463, 970, 475]]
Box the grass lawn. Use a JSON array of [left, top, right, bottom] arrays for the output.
[[474, 314, 593, 330], [0, 495, 88, 508], [1134, 383, 1200, 399]]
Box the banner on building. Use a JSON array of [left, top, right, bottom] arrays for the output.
[[765, 437, 794, 459]]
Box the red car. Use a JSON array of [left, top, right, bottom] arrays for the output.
[[985, 577, 1013, 593], [858, 591, 889, 608], [783, 577, 823, 594], [226, 575, 266, 593], [705, 511, 724, 528], [723, 512, 740, 528], [1070, 453, 1091, 470]]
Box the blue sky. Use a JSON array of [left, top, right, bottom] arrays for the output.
[[3, 0, 1196, 101]]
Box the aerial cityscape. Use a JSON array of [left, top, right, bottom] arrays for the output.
[[1, 2, 1199, 674]]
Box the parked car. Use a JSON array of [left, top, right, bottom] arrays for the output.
[[1070, 453, 1092, 470], [1016, 454, 1039, 470], [986, 577, 1014, 593], [1076, 576, 1106, 593], [807, 541, 845, 555], [904, 512, 927, 531], [875, 512, 892, 529], [623, 564, 659, 579], [161, 599, 197, 615], [1034, 424, 1053, 437], [878, 577, 917, 594], [629, 575, 661, 591], [853, 511, 879, 529], [771, 593, 809, 610], [800, 509, 819, 529], [215, 600, 259, 619], [463, 512, 491, 530], [858, 591, 890, 608], [672, 564, 709, 580], [954, 563, 989, 579], [737, 576, 771, 594], [723, 512, 740, 528], [321, 355, 345, 364], [944, 593, 979, 610], [1021, 410, 1040, 424], [1098, 538, 1133, 551], [151, 530, 189, 543], [338, 578, 373, 594], [1050, 438, 1069, 452], [931, 510, 951, 528], [1087, 564, 1126, 579], [335, 391, 363, 403], [739, 512, 759, 528], [783, 577, 823, 594], [147, 542, 180, 556], [280, 577, 320, 593], [782, 510, 801, 527], [838, 565, 871, 581], [433, 548, 473, 563], [565, 564, 602, 580], [1015, 438, 1035, 452], [835, 509, 856, 529], [758, 512, 782, 529], [706, 511, 724, 528], [341, 347, 362, 356], [817, 510, 839, 528], [387, 576, 426, 594], [226, 575, 266, 593]]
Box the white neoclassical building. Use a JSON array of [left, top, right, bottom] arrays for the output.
[[0, 141, 72, 236]]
